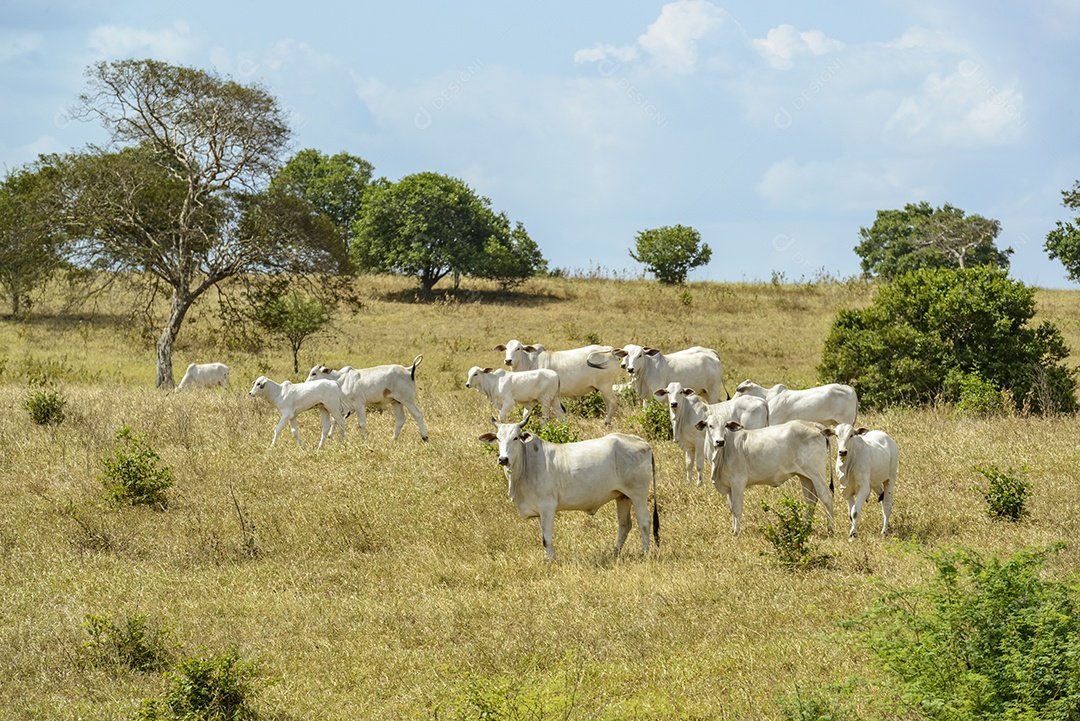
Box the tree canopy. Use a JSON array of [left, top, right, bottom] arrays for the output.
[[62, 58, 341, 388], [629, 224, 712, 285], [270, 149, 373, 244], [855, 202, 1011, 280], [351, 172, 542, 296], [1044, 180, 1080, 282], [0, 162, 68, 316], [818, 266, 1076, 414]]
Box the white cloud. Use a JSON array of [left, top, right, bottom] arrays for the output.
[[752, 24, 844, 70], [0, 32, 42, 62], [756, 156, 935, 212], [573, 43, 638, 65], [637, 0, 729, 73], [87, 21, 199, 63]]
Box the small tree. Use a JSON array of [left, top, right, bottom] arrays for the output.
[[819, 266, 1077, 414], [630, 224, 712, 285], [1045, 180, 1080, 282], [477, 218, 548, 291], [253, 289, 331, 374], [0, 162, 68, 317]]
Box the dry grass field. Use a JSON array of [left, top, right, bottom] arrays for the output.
[[2, 273, 1079, 719]]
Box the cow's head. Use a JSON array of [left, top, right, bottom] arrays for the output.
[[306, 365, 333, 382], [248, 376, 270, 398], [479, 410, 534, 468], [494, 340, 538, 370], [465, 366, 492, 389], [831, 423, 869, 460], [655, 382, 696, 422]]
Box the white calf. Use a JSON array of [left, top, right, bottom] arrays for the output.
[[465, 366, 564, 422], [307, 355, 428, 441], [613, 345, 729, 403], [495, 340, 621, 424], [735, 380, 857, 427], [248, 376, 346, 449], [825, 424, 898, 539], [176, 362, 230, 390]]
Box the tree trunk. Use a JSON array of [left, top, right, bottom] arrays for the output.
[[155, 288, 194, 389]]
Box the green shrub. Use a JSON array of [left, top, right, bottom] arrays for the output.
[[976, 464, 1029, 522], [136, 650, 263, 721], [632, 400, 672, 441], [818, 266, 1078, 414], [24, 385, 66, 426], [83, 613, 174, 673], [563, 390, 606, 419], [760, 497, 830, 571], [775, 685, 856, 721], [532, 418, 581, 444], [856, 544, 1080, 720], [99, 426, 174, 510], [945, 370, 1007, 416]]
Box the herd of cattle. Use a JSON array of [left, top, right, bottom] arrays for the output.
[[177, 341, 899, 561]]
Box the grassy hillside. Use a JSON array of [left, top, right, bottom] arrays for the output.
[[1, 274, 1079, 719]]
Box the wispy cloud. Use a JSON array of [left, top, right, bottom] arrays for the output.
[[87, 21, 200, 63]]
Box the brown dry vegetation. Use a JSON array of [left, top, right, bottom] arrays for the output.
[[1, 274, 1079, 719]]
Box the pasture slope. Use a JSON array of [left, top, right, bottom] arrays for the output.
[[1, 274, 1079, 719]]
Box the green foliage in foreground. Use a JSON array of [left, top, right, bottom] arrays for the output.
[[819, 267, 1078, 414], [83, 613, 175, 673], [24, 384, 66, 426], [99, 426, 174, 510], [856, 545, 1080, 720], [976, 464, 1030, 522], [760, 497, 831, 571], [136, 651, 264, 721]]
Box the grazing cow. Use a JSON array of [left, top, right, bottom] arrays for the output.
[[307, 356, 428, 441], [825, 424, 898, 539], [734, 380, 857, 427], [494, 340, 621, 424], [176, 362, 230, 391], [695, 417, 835, 536], [596, 345, 729, 404], [478, 410, 659, 561], [465, 366, 564, 422], [248, 376, 347, 449]]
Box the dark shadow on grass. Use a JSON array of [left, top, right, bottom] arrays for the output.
[[374, 286, 565, 307]]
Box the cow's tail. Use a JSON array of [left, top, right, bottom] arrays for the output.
[[651, 452, 660, 548], [410, 354, 424, 380], [825, 433, 834, 493]]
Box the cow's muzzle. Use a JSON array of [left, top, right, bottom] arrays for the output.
[[838, 449, 848, 457], [498, 456, 510, 466], [503, 359, 512, 366]]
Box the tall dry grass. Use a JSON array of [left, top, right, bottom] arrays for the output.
[[0, 274, 1078, 719]]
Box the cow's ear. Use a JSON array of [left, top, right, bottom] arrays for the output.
[[644, 348, 661, 356], [520, 432, 533, 442], [725, 421, 743, 431], [856, 427, 871, 435], [653, 389, 668, 398], [613, 349, 628, 358], [821, 427, 835, 438], [493, 344, 506, 351], [523, 345, 537, 352], [479, 433, 497, 443], [483, 367, 494, 373], [490, 416, 499, 427], [695, 419, 709, 431], [683, 388, 698, 396]]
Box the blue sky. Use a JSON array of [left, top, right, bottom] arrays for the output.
[[3, 1, 1080, 287]]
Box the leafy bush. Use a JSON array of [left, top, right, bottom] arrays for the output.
[[775, 685, 856, 721], [563, 390, 606, 419], [632, 400, 672, 441], [976, 464, 1029, 522], [99, 426, 174, 510], [83, 613, 174, 673], [532, 418, 582, 444], [760, 497, 830, 571], [945, 369, 1007, 416], [819, 267, 1077, 414], [629, 224, 712, 285], [856, 545, 1080, 720], [24, 385, 66, 425], [136, 650, 263, 721]]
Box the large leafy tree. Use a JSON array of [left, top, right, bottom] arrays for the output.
[[477, 217, 547, 291], [351, 172, 506, 296], [819, 266, 1076, 414], [1044, 180, 1080, 282], [0, 162, 68, 316], [630, 224, 712, 285], [855, 202, 1011, 280], [270, 149, 372, 244], [63, 58, 341, 388]]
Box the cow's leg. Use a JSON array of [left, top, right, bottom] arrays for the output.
[[539, 508, 556, 561], [390, 401, 407, 439], [498, 400, 514, 423], [682, 450, 696, 485], [801, 475, 835, 534], [849, 482, 872, 540], [288, 417, 303, 448], [632, 495, 652, 555], [614, 496, 632, 556], [400, 398, 429, 442], [352, 404, 369, 438], [271, 415, 290, 447], [316, 408, 332, 449], [729, 485, 745, 536], [880, 477, 895, 535], [547, 392, 566, 421], [599, 386, 617, 425]]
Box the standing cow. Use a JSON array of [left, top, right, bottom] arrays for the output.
[[495, 340, 621, 424], [478, 410, 659, 561], [825, 424, 898, 539], [734, 380, 857, 427], [594, 345, 729, 404], [696, 417, 835, 536]]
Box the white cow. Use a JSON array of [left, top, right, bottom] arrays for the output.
[[465, 366, 564, 422], [248, 376, 347, 449], [176, 362, 230, 391], [734, 380, 857, 427], [653, 383, 768, 487], [478, 410, 659, 561], [600, 345, 729, 404], [307, 356, 428, 441], [695, 417, 835, 536], [825, 424, 898, 539], [494, 340, 621, 424]]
